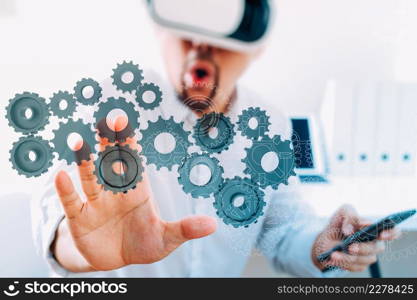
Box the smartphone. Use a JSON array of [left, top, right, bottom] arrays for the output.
[[317, 209, 416, 265]]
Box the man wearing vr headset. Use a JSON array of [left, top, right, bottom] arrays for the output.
[[35, 0, 399, 277]]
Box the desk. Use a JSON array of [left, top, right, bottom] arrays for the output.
[[302, 176, 417, 230]]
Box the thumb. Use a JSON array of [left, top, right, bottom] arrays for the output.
[[329, 205, 358, 236], [163, 216, 217, 249]]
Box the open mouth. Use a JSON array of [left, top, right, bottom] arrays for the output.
[[193, 66, 210, 82], [184, 60, 216, 88]]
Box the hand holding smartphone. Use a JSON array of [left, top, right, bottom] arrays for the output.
[[317, 209, 416, 271]]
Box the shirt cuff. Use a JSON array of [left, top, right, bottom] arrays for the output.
[[288, 228, 347, 278], [42, 213, 71, 277]]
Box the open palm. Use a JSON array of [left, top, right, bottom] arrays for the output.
[[55, 118, 216, 271]]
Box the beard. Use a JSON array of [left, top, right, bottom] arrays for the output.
[[177, 48, 220, 114]]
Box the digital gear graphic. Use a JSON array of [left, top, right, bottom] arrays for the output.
[[6, 92, 50, 135], [74, 78, 102, 105], [50, 91, 77, 119], [94, 97, 139, 143], [94, 144, 144, 194], [193, 112, 235, 153], [237, 107, 270, 140], [136, 82, 163, 110], [111, 61, 144, 93], [213, 177, 266, 228], [5, 60, 297, 228], [10, 136, 53, 178], [51, 119, 96, 165], [242, 135, 297, 190], [140, 116, 192, 170], [177, 152, 224, 198]]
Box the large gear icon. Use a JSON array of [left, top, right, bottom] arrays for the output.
[[111, 61, 144, 93], [193, 112, 235, 154], [135, 82, 163, 110], [237, 107, 270, 140], [51, 119, 96, 165], [6, 92, 50, 135], [242, 135, 296, 190], [10, 136, 53, 177], [74, 78, 102, 105], [49, 91, 77, 119], [177, 153, 224, 198], [140, 116, 192, 170], [94, 144, 144, 194], [94, 97, 139, 143], [213, 176, 266, 228]]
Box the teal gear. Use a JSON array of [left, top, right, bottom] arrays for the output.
[[51, 119, 96, 165], [177, 153, 224, 198], [95, 144, 144, 194], [74, 78, 102, 105], [193, 112, 235, 154], [9, 136, 53, 178], [242, 135, 296, 190], [49, 91, 77, 119], [111, 61, 144, 93], [6, 92, 50, 135], [237, 107, 270, 140], [140, 116, 192, 170], [213, 177, 266, 228], [93, 97, 139, 143], [135, 82, 163, 110]]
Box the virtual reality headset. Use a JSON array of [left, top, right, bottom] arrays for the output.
[[146, 0, 274, 52]]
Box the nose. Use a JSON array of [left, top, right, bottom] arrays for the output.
[[190, 41, 213, 56]]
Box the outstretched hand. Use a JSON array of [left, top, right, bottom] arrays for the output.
[[53, 116, 217, 272]]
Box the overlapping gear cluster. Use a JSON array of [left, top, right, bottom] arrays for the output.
[[5, 60, 296, 227]]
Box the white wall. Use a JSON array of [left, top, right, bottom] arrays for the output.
[[0, 0, 416, 277], [1, 0, 410, 195]]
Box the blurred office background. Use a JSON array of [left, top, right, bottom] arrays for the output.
[[1, 0, 417, 277]]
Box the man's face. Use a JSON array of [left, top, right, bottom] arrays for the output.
[[157, 30, 259, 113]]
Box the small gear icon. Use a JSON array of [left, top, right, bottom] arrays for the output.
[[135, 82, 163, 110], [193, 112, 235, 154], [111, 61, 144, 93], [242, 135, 296, 190], [6, 92, 50, 135], [178, 152, 224, 198], [49, 91, 77, 119], [95, 144, 144, 194], [237, 107, 270, 140], [213, 176, 266, 228], [10, 136, 53, 177], [94, 97, 139, 143], [74, 78, 102, 105], [51, 119, 96, 165], [140, 116, 192, 170]]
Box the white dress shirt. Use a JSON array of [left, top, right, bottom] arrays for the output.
[[31, 71, 338, 278]]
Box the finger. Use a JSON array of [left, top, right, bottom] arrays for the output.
[[77, 155, 101, 201], [97, 119, 115, 152], [379, 228, 402, 241], [339, 205, 360, 235], [96, 116, 117, 148], [349, 241, 385, 256], [163, 216, 217, 250], [114, 116, 141, 151], [98, 134, 113, 151], [328, 251, 377, 272], [55, 171, 83, 219], [358, 219, 373, 229], [97, 115, 140, 151]]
